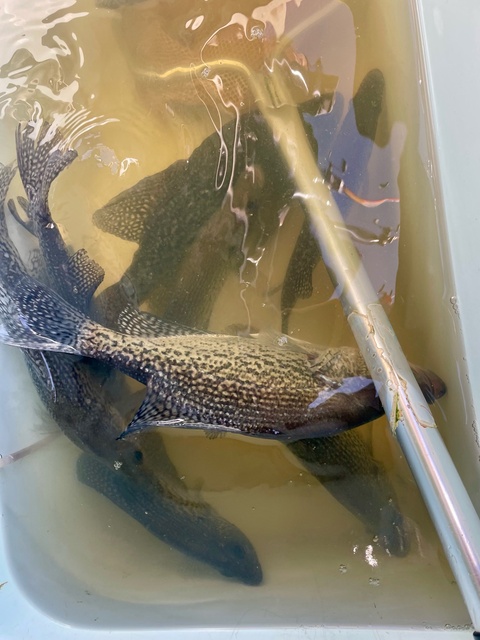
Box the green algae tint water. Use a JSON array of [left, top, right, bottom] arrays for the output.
[[0, 0, 475, 631]]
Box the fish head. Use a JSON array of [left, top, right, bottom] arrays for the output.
[[410, 364, 447, 404], [189, 512, 263, 586]]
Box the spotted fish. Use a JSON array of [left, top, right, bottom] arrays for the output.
[[115, 306, 439, 558], [3, 126, 446, 561], [0, 235, 445, 447], [2, 127, 262, 585], [92, 105, 320, 329]]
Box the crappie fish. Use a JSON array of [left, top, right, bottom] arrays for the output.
[[116, 306, 436, 558], [114, 305, 416, 557], [0, 131, 446, 446], [3, 126, 445, 562], [105, 300, 416, 558], [93, 106, 319, 329], [92, 72, 378, 334], [2, 130, 263, 585], [0, 267, 445, 443]]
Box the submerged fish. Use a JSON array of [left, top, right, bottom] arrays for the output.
[[92, 105, 319, 329], [1, 128, 262, 585], [0, 266, 446, 443], [3, 126, 446, 562], [288, 430, 410, 557], [0, 123, 446, 446], [112, 305, 418, 557], [281, 68, 386, 332], [92, 72, 382, 334], [116, 306, 439, 557]]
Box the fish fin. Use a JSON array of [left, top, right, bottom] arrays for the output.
[[281, 219, 321, 332], [119, 417, 187, 440], [25, 350, 57, 401], [119, 418, 224, 440], [16, 122, 77, 225], [37, 147, 77, 212], [17, 195, 29, 213], [92, 172, 167, 243], [7, 199, 35, 235], [352, 68, 385, 141], [0, 164, 16, 212], [0, 165, 17, 241], [410, 364, 447, 403], [65, 248, 105, 306], [0, 276, 84, 355], [16, 122, 60, 199], [0, 317, 80, 354], [117, 305, 205, 338], [118, 382, 221, 439]]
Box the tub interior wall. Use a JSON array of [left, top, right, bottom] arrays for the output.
[[0, 0, 477, 631]]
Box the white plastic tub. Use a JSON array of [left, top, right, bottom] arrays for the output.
[[0, 0, 479, 637]]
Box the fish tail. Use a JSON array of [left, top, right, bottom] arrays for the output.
[[15, 122, 77, 226]]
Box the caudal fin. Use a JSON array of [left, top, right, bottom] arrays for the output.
[[16, 121, 77, 198]]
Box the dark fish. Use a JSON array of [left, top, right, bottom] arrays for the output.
[[92, 107, 319, 329], [113, 306, 420, 557], [116, 311, 435, 558], [3, 129, 263, 585], [0, 251, 446, 446], [288, 430, 410, 557], [11, 122, 103, 313], [281, 69, 386, 332]]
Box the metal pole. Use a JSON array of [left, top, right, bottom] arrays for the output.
[[249, 68, 480, 630]]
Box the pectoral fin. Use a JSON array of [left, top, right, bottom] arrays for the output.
[[118, 381, 227, 439]]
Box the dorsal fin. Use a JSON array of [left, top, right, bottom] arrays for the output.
[[92, 171, 169, 243], [64, 248, 105, 310], [117, 305, 206, 338]]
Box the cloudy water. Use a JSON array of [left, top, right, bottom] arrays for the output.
[[0, 0, 476, 631]]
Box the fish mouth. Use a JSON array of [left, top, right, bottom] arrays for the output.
[[208, 536, 263, 586], [221, 558, 263, 586]]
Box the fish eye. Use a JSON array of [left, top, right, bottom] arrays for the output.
[[133, 450, 143, 464]]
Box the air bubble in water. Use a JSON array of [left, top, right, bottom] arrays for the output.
[[339, 564, 347, 574], [369, 577, 380, 587]]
